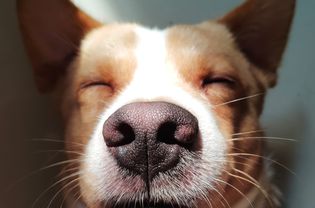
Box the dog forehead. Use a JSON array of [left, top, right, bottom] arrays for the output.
[[165, 22, 237, 56], [78, 22, 246, 84], [80, 24, 138, 58], [80, 21, 237, 64]]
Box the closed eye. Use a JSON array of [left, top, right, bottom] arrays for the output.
[[202, 76, 236, 87], [80, 81, 112, 89]]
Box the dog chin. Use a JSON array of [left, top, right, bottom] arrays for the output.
[[105, 200, 189, 208], [85, 151, 219, 208], [99, 176, 199, 208]]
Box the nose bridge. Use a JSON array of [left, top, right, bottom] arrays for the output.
[[131, 70, 177, 99], [128, 26, 182, 100], [115, 102, 175, 134]]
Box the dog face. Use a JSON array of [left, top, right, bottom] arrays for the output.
[[68, 23, 263, 207], [17, 0, 295, 207]]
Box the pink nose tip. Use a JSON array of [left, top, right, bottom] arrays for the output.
[[102, 102, 199, 181]]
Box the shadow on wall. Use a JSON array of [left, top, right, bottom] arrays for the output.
[[0, 0, 63, 207]]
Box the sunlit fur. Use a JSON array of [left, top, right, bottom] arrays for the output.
[[17, 0, 295, 207], [56, 22, 276, 208]]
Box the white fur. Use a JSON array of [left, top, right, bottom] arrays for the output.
[[80, 25, 227, 206]]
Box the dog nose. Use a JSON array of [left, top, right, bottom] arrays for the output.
[[103, 102, 198, 181]]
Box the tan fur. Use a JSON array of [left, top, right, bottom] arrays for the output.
[[166, 22, 266, 207], [219, 0, 296, 87], [17, 0, 101, 92], [60, 25, 138, 206], [17, 0, 295, 207], [48, 25, 137, 202]]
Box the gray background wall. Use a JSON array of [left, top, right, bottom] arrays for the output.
[[0, 0, 314, 207]]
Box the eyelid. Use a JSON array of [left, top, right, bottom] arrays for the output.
[[202, 75, 236, 87], [80, 81, 111, 89]]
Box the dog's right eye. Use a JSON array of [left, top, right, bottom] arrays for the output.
[[78, 81, 113, 105], [80, 81, 112, 89], [202, 76, 236, 88]]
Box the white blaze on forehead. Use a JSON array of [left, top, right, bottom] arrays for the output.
[[82, 25, 227, 202], [131, 27, 172, 97]]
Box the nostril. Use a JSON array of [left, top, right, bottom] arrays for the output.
[[157, 121, 198, 147], [103, 121, 135, 147], [157, 122, 177, 145], [175, 124, 198, 145], [103, 102, 199, 179], [116, 122, 135, 145]]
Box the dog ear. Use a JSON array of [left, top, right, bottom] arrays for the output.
[[219, 0, 295, 87], [17, 0, 101, 93]]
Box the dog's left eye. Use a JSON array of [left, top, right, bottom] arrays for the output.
[[80, 81, 112, 89], [80, 81, 113, 92], [202, 76, 236, 87]]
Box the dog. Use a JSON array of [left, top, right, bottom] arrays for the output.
[[17, 0, 295, 207]]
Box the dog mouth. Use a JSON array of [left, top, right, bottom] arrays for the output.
[[102, 172, 193, 208], [84, 102, 226, 208]]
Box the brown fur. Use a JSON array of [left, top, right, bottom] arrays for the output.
[[219, 0, 296, 87], [17, 0, 101, 92], [166, 23, 265, 207], [61, 24, 138, 160], [17, 0, 295, 207]]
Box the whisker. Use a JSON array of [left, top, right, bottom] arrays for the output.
[[59, 188, 69, 208], [210, 186, 231, 208], [231, 129, 265, 136], [70, 187, 83, 208], [6, 159, 82, 193], [30, 138, 85, 147], [212, 159, 254, 169], [34, 150, 85, 156], [224, 169, 274, 207], [199, 191, 213, 208], [228, 153, 296, 176], [174, 196, 184, 208], [213, 93, 264, 108], [232, 168, 261, 189], [48, 176, 81, 208], [60, 166, 81, 175], [230, 136, 297, 142], [232, 168, 275, 207], [196, 174, 231, 208], [32, 171, 81, 208], [214, 178, 254, 208]]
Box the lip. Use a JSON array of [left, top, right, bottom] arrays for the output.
[[113, 201, 189, 208], [99, 153, 201, 208]]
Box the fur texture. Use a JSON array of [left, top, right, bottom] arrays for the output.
[[17, 0, 295, 207]]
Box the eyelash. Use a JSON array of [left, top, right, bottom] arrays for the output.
[[81, 81, 111, 89], [202, 76, 236, 87], [81, 76, 235, 90]]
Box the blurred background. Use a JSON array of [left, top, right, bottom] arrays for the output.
[[0, 0, 314, 207]]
